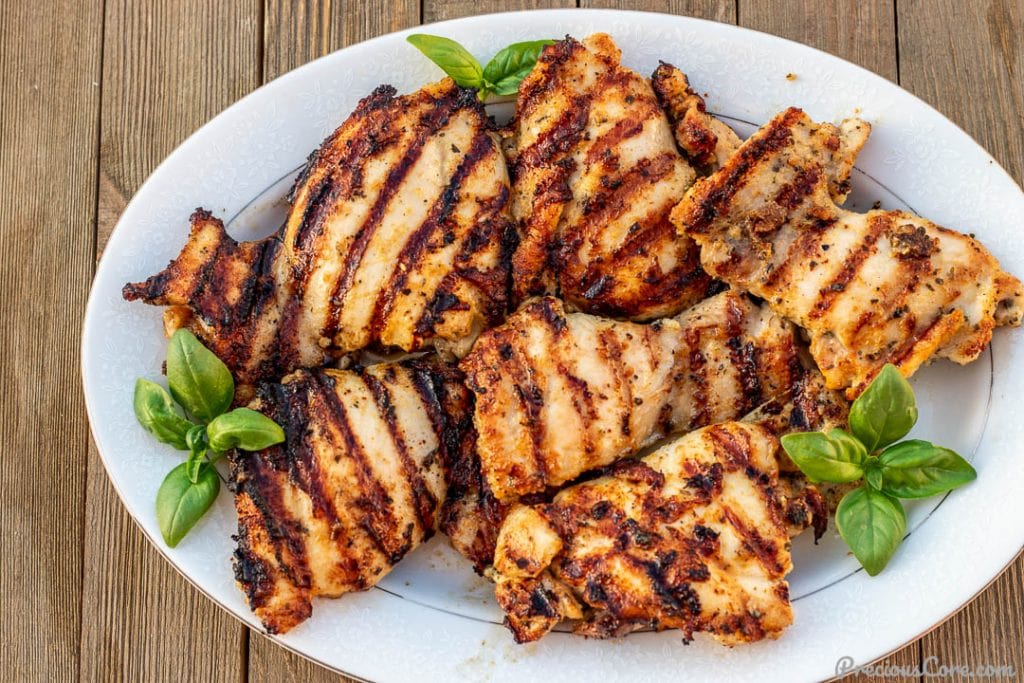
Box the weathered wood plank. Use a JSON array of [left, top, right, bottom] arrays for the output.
[[425, 0, 575, 24], [79, 1, 260, 680], [899, 1, 1023, 675], [920, 559, 1024, 682], [898, 0, 1023, 183], [738, 4, 920, 679], [264, 0, 419, 82], [580, 0, 735, 22], [0, 0, 102, 679], [738, 0, 897, 81], [246, 1, 417, 679]]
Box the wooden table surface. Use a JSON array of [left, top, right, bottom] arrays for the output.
[[2, 0, 1022, 680]]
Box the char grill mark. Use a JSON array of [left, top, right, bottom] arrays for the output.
[[123, 78, 514, 384], [687, 341, 710, 428], [761, 219, 828, 290], [681, 108, 803, 236], [672, 106, 1024, 396], [511, 100, 592, 179], [369, 131, 496, 334], [361, 370, 438, 534], [492, 422, 794, 644], [230, 360, 470, 634], [461, 290, 809, 502], [276, 380, 344, 533], [314, 372, 405, 561], [805, 215, 887, 320], [508, 331, 551, 486], [322, 86, 471, 342]]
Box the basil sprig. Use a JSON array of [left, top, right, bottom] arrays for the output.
[[406, 34, 554, 101], [781, 364, 976, 575], [133, 329, 285, 547]]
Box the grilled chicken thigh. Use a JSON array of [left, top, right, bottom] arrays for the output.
[[461, 290, 806, 502], [231, 359, 473, 633], [672, 107, 1024, 397], [491, 422, 795, 644], [505, 34, 717, 320], [124, 79, 514, 385]]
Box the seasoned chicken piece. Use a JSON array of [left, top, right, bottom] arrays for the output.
[[672, 107, 1024, 397], [505, 34, 716, 320], [491, 422, 794, 644], [743, 366, 849, 540], [652, 62, 742, 173], [124, 79, 514, 384], [439, 452, 508, 574], [461, 290, 806, 502], [744, 364, 849, 449], [231, 359, 473, 634]]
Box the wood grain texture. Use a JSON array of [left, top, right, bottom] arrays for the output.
[[898, 0, 1023, 183], [0, 0, 102, 679], [898, 2, 1024, 677], [425, 0, 574, 24], [78, 1, 260, 681], [581, 0, 735, 22], [738, 0, 897, 81]]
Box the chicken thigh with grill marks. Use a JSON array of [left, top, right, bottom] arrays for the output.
[[124, 79, 515, 385], [460, 290, 808, 503], [672, 107, 1023, 397], [505, 33, 721, 320], [491, 421, 795, 644], [231, 358, 473, 634], [443, 355, 846, 574]]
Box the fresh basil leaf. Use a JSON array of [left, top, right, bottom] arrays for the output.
[[406, 34, 483, 89], [780, 428, 867, 483], [864, 457, 884, 490], [849, 364, 917, 452], [185, 424, 207, 452], [166, 329, 234, 423], [133, 379, 194, 450], [185, 446, 205, 484], [482, 39, 554, 96], [877, 440, 977, 499], [156, 462, 220, 547], [835, 485, 906, 576], [206, 408, 285, 452]]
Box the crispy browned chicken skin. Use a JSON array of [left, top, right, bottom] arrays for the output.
[[231, 359, 473, 634], [461, 290, 807, 503], [504, 34, 718, 320], [672, 107, 1024, 396], [124, 79, 515, 385], [491, 422, 795, 644], [652, 62, 742, 173]]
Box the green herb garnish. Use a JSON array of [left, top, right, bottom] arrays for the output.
[[134, 329, 285, 547], [781, 364, 976, 575], [406, 34, 554, 101]]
